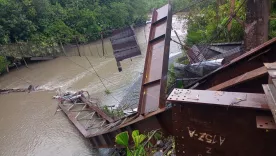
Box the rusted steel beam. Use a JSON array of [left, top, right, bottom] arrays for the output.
[[58, 98, 115, 139], [263, 62, 276, 123], [171, 102, 276, 156], [263, 84, 276, 123], [58, 103, 90, 137], [209, 66, 267, 91], [88, 109, 172, 147], [256, 116, 276, 129], [168, 88, 269, 110], [110, 26, 141, 62], [187, 38, 276, 90], [167, 88, 276, 156], [85, 107, 169, 138], [138, 3, 172, 114], [79, 97, 114, 123]]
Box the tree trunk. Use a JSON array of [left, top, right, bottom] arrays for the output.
[[244, 0, 270, 51]]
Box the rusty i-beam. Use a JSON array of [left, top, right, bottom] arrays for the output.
[[138, 3, 172, 114], [168, 88, 276, 156]]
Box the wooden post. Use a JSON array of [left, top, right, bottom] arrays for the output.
[[101, 32, 105, 57], [144, 25, 148, 43], [59, 41, 66, 55], [173, 30, 186, 50], [96, 43, 101, 57], [75, 36, 81, 57], [6, 65, 9, 73], [18, 43, 29, 68], [88, 44, 94, 56], [117, 61, 122, 72]]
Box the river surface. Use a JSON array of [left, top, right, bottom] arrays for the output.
[[0, 14, 187, 156]]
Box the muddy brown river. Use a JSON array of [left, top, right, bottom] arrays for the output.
[[0, 14, 186, 156]]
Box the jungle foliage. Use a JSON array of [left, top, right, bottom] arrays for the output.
[[270, 0, 276, 39], [182, 0, 245, 46], [0, 0, 170, 73], [0, 56, 8, 73], [0, 0, 156, 45], [179, 0, 276, 46], [115, 130, 165, 156]]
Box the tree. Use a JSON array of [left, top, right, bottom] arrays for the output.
[[0, 0, 153, 46]]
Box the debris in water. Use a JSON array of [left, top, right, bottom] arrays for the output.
[[0, 85, 39, 94]]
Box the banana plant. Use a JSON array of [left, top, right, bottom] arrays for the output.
[[115, 130, 147, 156]]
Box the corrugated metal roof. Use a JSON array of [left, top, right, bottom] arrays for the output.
[[187, 42, 242, 64], [185, 38, 276, 88]]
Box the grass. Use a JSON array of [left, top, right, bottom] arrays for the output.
[[105, 89, 111, 95]]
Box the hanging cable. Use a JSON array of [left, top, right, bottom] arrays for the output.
[[83, 55, 121, 103]]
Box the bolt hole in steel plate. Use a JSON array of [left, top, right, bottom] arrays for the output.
[[256, 116, 276, 129]]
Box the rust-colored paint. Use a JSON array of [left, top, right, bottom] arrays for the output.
[[168, 88, 269, 110], [168, 88, 276, 156], [110, 26, 141, 61], [138, 3, 172, 114], [209, 66, 267, 91], [187, 38, 276, 89], [80, 96, 114, 123], [171, 103, 276, 156], [88, 109, 172, 148]]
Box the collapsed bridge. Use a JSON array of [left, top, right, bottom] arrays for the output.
[[56, 2, 276, 155]]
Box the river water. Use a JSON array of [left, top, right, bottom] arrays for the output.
[[0, 14, 186, 156]]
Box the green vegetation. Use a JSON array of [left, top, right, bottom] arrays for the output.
[[0, 56, 8, 74], [115, 130, 168, 156], [183, 0, 245, 46], [0, 0, 152, 45], [115, 130, 147, 156], [104, 89, 111, 95], [180, 0, 276, 46], [167, 64, 176, 90], [270, 0, 276, 39], [102, 105, 124, 119], [0, 0, 167, 73]]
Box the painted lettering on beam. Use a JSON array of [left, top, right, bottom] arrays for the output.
[[187, 127, 226, 146]]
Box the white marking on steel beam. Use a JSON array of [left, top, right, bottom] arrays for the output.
[[198, 133, 206, 142], [187, 127, 196, 137], [206, 147, 212, 154], [205, 134, 213, 144], [220, 136, 226, 146]]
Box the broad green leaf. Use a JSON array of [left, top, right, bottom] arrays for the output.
[[132, 130, 139, 140], [115, 131, 129, 147], [133, 134, 146, 148], [154, 132, 162, 140], [133, 146, 146, 156], [221, 17, 229, 26], [126, 147, 132, 156]]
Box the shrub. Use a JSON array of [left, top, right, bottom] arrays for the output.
[[0, 56, 8, 74]]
